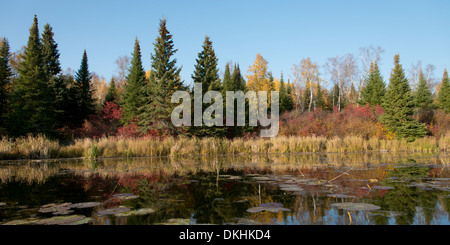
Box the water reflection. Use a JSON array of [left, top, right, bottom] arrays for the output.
[[0, 152, 449, 225]]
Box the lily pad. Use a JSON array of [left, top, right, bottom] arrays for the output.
[[96, 206, 130, 216], [35, 215, 87, 225], [115, 208, 155, 217], [259, 202, 284, 208], [39, 203, 72, 214], [246, 207, 266, 213], [264, 207, 291, 213], [62, 217, 93, 225], [279, 185, 304, 192], [331, 202, 381, 211], [159, 218, 191, 225], [52, 209, 74, 215], [112, 193, 140, 200], [131, 208, 155, 215], [1, 218, 39, 225], [247, 203, 291, 213], [68, 202, 101, 209]]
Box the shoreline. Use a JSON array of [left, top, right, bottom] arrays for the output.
[[1, 135, 448, 161]]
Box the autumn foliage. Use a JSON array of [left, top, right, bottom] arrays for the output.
[[279, 103, 389, 139]]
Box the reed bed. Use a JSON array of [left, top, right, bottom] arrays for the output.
[[0, 133, 449, 160]]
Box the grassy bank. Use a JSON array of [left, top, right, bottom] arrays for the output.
[[0, 134, 449, 160]]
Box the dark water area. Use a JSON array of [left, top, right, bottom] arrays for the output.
[[0, 152, 449, 225]]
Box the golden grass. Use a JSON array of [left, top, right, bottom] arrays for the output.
[[0, 133, 449, 160]]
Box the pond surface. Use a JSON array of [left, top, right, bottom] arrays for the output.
[[0, 152, 450, 225]]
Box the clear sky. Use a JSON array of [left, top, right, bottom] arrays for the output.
[[1, 0, 449, 89]]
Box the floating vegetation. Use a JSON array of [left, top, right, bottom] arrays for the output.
[[68, 202, 101, 209], [111, 193, 140, 200], [247, 203, 291, 213], [278, 184, 304, 192], [39, 203, 72, 214], [331, 203, 381, 211], [115, 208, 156, 217], [1, 218, 39, 225], [35, 215, 90, 225], [96, 206, 130, 216], [157, 218, 191, 225]]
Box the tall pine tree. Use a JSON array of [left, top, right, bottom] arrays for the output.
[[189, 35, 225, 137], [8, 15, 55, 136], [73, 50, 95, 125], [413, 70, 433, 109], [41, 23, 69, 130], [122, 38, 146, 124], [438, 69, 450, 113], [360, 62, 385, 107], [0, 38, 12, 131], [139, 18, 184, 134], [380, 54, 427, 141], [105, 78, 118, 103]]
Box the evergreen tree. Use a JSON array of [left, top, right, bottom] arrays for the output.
[[315, 83, 325, 110], [73, 50, 95, 125], [360, 62, 385, 106], [438, 69, 450, 113], [349, 83, 358, 104], [232, 63, 246, 91], [41, 23, 61, 77], [285, 80, 294, 111], [41, 23, 69, 130], [279, 73, 287, 113], [122, 38, 146, 124], [330, 83, 340, 110], [139, 18, 184, 134], [222, 63, 232, 94], [189, 35, 224, 137], [380, 54, 427, 141], [0, 38, 12, 131], [8, 15, 55, 136], [105, 78, 118, 103], [413, 70, 433, 109]]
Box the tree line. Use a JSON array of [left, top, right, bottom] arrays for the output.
[[0, 15, 449, 141]]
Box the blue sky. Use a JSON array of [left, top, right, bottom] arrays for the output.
[[1, 0, 449, 89]]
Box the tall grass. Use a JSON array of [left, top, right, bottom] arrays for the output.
[[0, 133, 449, 160]]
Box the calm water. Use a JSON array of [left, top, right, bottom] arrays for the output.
[[0, 152, 449, 225]]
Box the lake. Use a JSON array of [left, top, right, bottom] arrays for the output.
[[0, 152, 449, 225]]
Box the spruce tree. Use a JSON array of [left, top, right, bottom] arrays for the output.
[[285, 80, 294, 111], [0, 38, 12, 131], [41, 23, 61, 77], [360, 62, 385, 107], [380, 54, 427, 141], [438, 69, 450, 113], [279, 74, 287, 113], [41, 23, 68, 130], [315, 83, 325, 110], [139, 18, 184, 134], [105, 78, 118, 103], [8, 15, 55, 136], [122, 38, 146, 124], [222, 63, 232, 94], [413, 70, 433, 109], [189, 35, 224, 137], [232, 63, 246, 92], [73, 50, 95, 125]]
